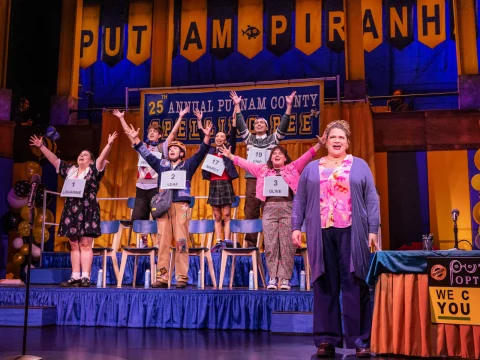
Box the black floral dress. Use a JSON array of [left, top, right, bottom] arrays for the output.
[[58, 161, 105, 239]]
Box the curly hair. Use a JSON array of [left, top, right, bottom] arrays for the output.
[[147, 122, 163, 134], [325, 120, 350, 140], [266, 145, 292, 169]]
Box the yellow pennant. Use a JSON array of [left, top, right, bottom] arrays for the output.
[[295, 0, 322, 55], [417, 0, 446, 49], [127, 1, 152, 66], [80, 4, 100, 69], [237, 0, 263, 59], [180, 0, 207, 62], [362, 0, 382, 52]]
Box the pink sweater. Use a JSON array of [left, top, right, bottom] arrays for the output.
[[233, 147, 317, 201]]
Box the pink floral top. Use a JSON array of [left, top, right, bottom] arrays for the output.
[[319, 154, 353, 229]]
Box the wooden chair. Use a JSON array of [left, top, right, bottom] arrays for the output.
[[295, 223, 311, 290], [118, 197, 136, 247], [218, 219, 266, 290], [117, 220, 157, 288], [92, 220, 122, 288], [231, 196, 240, 219]]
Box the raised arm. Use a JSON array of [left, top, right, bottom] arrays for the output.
[[112, 110, 134, 145], [292, 136, 322, 173], [166, 106, 189, 144], [230, 105, 238, 154], [29, 135, 60, 168], [274, 91, 296, 142], [230, 91, 251, 144], [186, 121, 213, 173], [96, 131, 117, 171], [220, 145, 263, 177], [126, 124, 162, 171], [194, 108, 206, 143]]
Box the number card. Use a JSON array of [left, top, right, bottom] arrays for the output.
[[61, 179, 86, 198], [138, 151, 163, 167], [263, 176, 289, 197], [247, 147, 267, 164], [160, 170, 187, 190], [201, 154, 226, 176]]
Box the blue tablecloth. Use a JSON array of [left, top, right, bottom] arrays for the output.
[[366, 250, 480, 286]]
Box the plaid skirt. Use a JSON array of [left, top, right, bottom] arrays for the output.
[[207, 180, 235, 206]]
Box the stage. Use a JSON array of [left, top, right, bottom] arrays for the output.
[[0, 285, 313, 330]]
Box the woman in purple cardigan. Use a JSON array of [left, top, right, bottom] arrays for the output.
[[291, 120, 379, 358]]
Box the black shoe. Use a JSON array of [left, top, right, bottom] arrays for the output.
[[176, 282, 187, 288], [151, 281, 168, 288], [316, 343, 335, 358], [60, 278, 81, 287], [80, 277, 90, 287], [356, 347, 371, 358]]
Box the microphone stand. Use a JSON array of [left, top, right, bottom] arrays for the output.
[[453, 217, 459, 250]]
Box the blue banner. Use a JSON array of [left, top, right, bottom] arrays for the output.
[[142, 83, 322, 145]]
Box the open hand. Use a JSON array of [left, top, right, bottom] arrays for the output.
[[202, 120, 213, 136], [112, 109, 124, 119], [125, 124, 140, 139], [229, 91, 242, 105], [285, 91, 296, 106], [193, 108, 202, 121], [108, 131, 118, 145], [179, 106, 190, 118], [29, 135, 43, 148], [218, 145, 232, 159]]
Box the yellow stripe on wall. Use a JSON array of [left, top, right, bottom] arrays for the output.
[[374, 152, 389, 250], [427, 150, 472, 250]]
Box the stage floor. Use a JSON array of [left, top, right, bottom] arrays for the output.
[[0, 285, 313, 330]]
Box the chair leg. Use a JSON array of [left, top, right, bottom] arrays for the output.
[[133, 256, 138, 288], [117, 252, 128, 288], [251, 253, 258, 290], [205, 251, 217, 288], [200, 251, 205, 289], [229, 255, 236, 289], [102, 250, 107, 288], [168, 248, 176, 289], [304, 252, 311, 291], [149, 251, 156, 285], [218, 251, 228, 290], [110, 251, 120, 285], [256, 251, 266, 288]]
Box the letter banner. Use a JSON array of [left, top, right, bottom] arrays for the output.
[[127, 0, 152, 66], [386, 0, 414, 50], [362, 0, 383, 52], [295, 0, 322, 56], [141, 82, 324, 145], [325, 0, 345, 53], [180, 0, 207, 62], [80, 4, 100, 69], [266, 0, 293, 57], [101, 0, 127, 67], [417, 0, 446, 49], [208, 0, 236, 59], [427, 257, 480, 325], [237, 0, 263, 59]]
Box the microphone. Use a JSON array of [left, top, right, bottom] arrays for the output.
[[451, 209, 459, 222], [27, 174, 41, 209]]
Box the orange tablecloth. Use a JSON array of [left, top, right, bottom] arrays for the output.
[[371, 273, 480, 358]]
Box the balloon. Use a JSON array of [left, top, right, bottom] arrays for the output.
[[475, 150, 480, 170], [13, 180, 31, 198], [34, 183, 52, 207], [471, 174, 480, 191], [23, 161, 42, 179], [4, 212, 22, 232], [7, 189, 28, 209], [474, 203, 480, 225], [13, 253, 25, 265], [20, 206, 37, 221], [18, 221, 30, 237], [12, 237, 24, 249], [33, 228, 43, 244], [31, 244, 41, 259], [20, 244, 30, 255], [34, 209, 54, 229]]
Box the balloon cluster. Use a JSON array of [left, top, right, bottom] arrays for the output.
[[472, 150, 480, 249], [30, 126, 60, 158]]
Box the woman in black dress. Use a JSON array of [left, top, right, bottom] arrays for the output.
[[30, 132, 117, 287]]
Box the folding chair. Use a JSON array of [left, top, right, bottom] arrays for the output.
[[218, 219, 266, 289], [117, 220, 157, 288], [92, 220, 122, 287], [295, 223, 311, 290]]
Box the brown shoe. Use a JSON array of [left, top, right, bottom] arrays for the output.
[[176, 282, 187, 288], [151, 281, 168, 288], [316, 343, 334, 357], [356, 347, 371, 358]]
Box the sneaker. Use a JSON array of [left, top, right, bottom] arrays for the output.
[[80, 277, 90, 287], [267, 278, 277, 290], [279, 279, 291, 291], [60, 278, 81, 287]]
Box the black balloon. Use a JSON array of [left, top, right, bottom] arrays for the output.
[[34, 183, 52, 207], [4, 211, 22, 231], [13, 180, 31, 198]]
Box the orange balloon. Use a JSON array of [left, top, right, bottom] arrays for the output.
[[471, 174, 480, 191], [13, 252, 25, 265], [20, 244, 30, 255], [18, 221, 30, 237], [33, 228, 44, 244], [34, 209, 54, 229], [20, 206, 37, 221], [473, 203, 480, 225], [475, 150, 480, 170], [23, 161, 42, 180]]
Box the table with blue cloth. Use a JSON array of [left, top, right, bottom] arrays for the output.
[[367, 250, 480, 359]]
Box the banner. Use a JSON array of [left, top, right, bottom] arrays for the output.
[[266, 0, 293, 57], [386, 0, 414, 50], [80, 4, 100, 69], [237, 0, 263, 59], [362, 0, 383, 52], [417, 0, 446, 49], [209, 0, 235, 59], [101, 0, 127, 67], [127, 1, 152, 66], [295, 0, 322, 56], [141, 82, 323, 144], [427, 257, 480, 325], [325, 0, 345, 53], [180, 0, 207, 62]]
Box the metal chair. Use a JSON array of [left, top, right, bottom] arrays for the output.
[[295, 223, 311, 290], [117, 220, 157, 288], [218, 219, 266, 290], [92, 220, 122, 287]]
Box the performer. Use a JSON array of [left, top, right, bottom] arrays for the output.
[[221, 139, 322, 290], [291, 120, 379, 358], [195, 107, 238, 250], [229, 90, 295, 245], [125, 122, 212, 288], [112, 108, 186, 247], [29, 133, 117, 287]]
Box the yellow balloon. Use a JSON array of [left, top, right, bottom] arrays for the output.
[[13, 252, 25, 265], [473, 203, 480, 225], [18, 221, 30, 237], [34, 209, 54, 229], [33, 228, 44, 244], [20, 206, 37, 221], [475, 149, 480, 170], [23, 161, 42, 180], [20, 244, 30, 255], [472, 174, 480, 191]]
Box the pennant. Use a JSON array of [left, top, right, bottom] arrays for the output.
[[448, 0, 455, 40], [295, 0, 322, 56], [325, 0, 345, 53], [180, 0, 207, 62], [266, 0, 293, 56], [237, 0, 263, 59], [362, 0, 383, 52], [417, 0, 446, 49], [101, 0, 127, 67], [80, 4, 100, 69], [127, 1, 152, 66], [386, 0, 414, 50], [209, 0, 235, 59]]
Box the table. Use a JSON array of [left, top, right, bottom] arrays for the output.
[[366, 250, 480, 359]]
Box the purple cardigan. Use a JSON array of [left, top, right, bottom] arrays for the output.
[[292, 157, 379, 282]]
